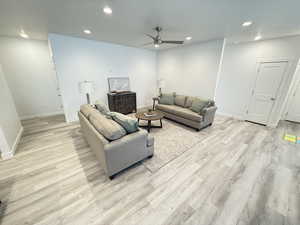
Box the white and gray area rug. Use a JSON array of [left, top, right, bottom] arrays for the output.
[[139, 116, 230, 172]]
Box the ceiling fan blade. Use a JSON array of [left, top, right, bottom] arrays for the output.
[[146, 34, 156, 40], [162, 40, 184, 44], [142, 42, 154, 46]]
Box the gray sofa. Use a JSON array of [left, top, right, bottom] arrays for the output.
[[154, 95, 217, 131], [78, 104, 154, 179]]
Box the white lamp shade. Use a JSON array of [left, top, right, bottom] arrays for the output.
[[79, 81, 94, 94], [158, 79, 165, 88]]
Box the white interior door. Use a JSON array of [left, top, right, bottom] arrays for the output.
[[247, 61, 288, 125], [286, 77, 300, 123]]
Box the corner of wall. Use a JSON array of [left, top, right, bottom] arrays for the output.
[[280, 60, 300, 120], [155, 49, 159, 90], [1, 126, 23, 160], [214, 38, 227, 102]]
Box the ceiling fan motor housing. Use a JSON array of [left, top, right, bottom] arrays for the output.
[[154, 26, 163, 32], [144, 26, 184, 46]]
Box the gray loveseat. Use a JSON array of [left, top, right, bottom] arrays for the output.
[[79, 104, 154, 179], [154, 94, 217, 131]]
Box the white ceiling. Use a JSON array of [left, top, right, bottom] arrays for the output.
[[0, 0, 300, 49]]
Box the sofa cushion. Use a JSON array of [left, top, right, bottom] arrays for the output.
[[185, 96, 197, 108], [190, 98, 210, 114], [159, 92, 176, 105], [174, 95, 187, 107], [156, 104, 203, 122], [89, 111, 126, 141], [80, 104, 95, 117], [95, 100, 110, 115], [108, 112, 139, 134]]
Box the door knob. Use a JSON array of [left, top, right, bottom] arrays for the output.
[[270, 97, 276, 101]]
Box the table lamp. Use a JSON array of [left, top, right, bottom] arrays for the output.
[[158, 78, 165, 96], [79, 81, 94, 104]]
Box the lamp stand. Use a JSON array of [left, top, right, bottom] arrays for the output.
[[86, 93, 91, 104], [159, 88, 162, 97]]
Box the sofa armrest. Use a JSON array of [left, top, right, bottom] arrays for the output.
[[202, 106, 217, 126], [103, 129, 150, 175], [105, 129, 148, 150], [147, 134, 154, 147]]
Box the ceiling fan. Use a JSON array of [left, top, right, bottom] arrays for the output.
[[144, 26, 184, 48]]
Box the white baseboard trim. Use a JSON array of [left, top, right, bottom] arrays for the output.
[[1, 126, 23, 160], [216, 111, 245, 120], [267, 123, 278, 128], [12, 126, 23, 154], [20, 110, 64, 120], [217, 111, 279, 127], [1, 151, 14, 160]]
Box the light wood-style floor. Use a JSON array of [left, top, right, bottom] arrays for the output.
[[0, 114, 299, 225]]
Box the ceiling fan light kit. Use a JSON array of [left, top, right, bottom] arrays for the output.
[[144, 26, 184, 48], [103, 6, 112, 14]]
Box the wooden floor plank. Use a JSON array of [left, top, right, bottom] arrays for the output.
[[0, 114, 299, 225]]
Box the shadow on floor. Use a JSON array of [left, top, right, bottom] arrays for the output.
[[0, 177, 15, 225]]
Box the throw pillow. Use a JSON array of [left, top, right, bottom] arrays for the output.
[[109, 112, 139, 134], [190, 98, 210, 114], [159, 92, 176, 105], [89, 111, 126, 141], [174, 95, 187, 107], [185, 97, 197, 108], [95, 100, 110, 115]]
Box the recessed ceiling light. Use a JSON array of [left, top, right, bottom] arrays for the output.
[[20, 31, 29, 39], [20, 30, 29, 39], [185, 36, 192, 41], [84, 29, 91, 34], [154, 44, 160, 48], [254, 35, 262, 41], [103, 6, 112, 14], [20, 33, 29, 39], [242, 21, 253, 27]]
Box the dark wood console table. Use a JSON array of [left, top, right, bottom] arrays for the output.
[[107, 91, 137, 114]]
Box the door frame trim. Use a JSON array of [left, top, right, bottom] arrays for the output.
[[245, 58, 292, 127]]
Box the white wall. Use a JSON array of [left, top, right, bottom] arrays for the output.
[[49, 33, 157, 122], [0, 37, 62, 119], [215, 36, 300, 126], [0, 65, 22, 159], [157, 39, 224, 99]]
